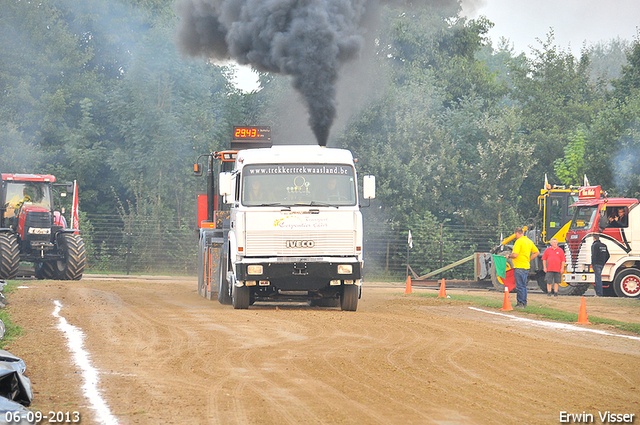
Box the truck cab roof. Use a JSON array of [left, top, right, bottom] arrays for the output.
[[236, 145, 355, 167], [571, 198, 638, 208]]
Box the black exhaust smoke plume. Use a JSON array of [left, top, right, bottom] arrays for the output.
[[174, 0, 460, 146]]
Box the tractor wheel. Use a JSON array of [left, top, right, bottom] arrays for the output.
[[613, 268, 640, 298], [536, 272, 547, 293], [54, 233, 86, 280], [542, 272, 587, 296], [340, 284, 359, 311], [35, 261, 57, 280], [217, 245, 232, 305], [232, 281, 250, 309], [555, 280, 589, 296], [0, 233, 20, 280], [490, 251, 514, 292]]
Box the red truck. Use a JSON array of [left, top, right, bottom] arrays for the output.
[[563, 185, 639, 298]]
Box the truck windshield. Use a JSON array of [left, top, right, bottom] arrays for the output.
[[569, 206, 598, 230], [242, 164, 357, 207]]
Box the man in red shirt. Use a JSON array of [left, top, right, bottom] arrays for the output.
[[541, 238, 566, 296]]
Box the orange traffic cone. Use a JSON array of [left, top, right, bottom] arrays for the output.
[[404, 275, 412, 294], [500, 285, 513, 311], [576, 296, 592, 325], [438, 278, 447, 298]]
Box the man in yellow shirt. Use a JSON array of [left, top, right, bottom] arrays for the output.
[[506, 227, 539, 308]]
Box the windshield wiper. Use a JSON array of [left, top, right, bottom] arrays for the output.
[[308, 201, 339, 208], [254, 202, 285, 207]]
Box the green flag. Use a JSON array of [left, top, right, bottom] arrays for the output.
[[493, 255, 507, 279]]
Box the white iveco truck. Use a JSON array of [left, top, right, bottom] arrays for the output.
[[216, 144, 375, 310]]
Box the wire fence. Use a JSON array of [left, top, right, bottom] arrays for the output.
[[364, 223, 501, 280], [82, 214, 503, 279]]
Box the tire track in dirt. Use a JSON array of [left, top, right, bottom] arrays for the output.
[[7, 278, 640, 425]]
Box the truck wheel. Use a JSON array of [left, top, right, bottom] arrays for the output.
[[340, 284, 359, 311], [35, 262, 57, 280], [0, 233, 20, 280], [232, 281, 250, 309], [613, 268, 640, 298], [309, 298, 340, 307], [54, 233, 86, 280], [217, 246, 232, 305], [490, 251, 514, 292]]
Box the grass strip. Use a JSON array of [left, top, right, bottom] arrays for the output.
[[414, 291, 640, 336], [0, 280, 24, 349]]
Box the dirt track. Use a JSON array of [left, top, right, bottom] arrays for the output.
[[5, 276, 640, 425]]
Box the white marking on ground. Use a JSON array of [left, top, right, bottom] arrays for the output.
[[469, 307, 640, 342], [53, 300, 119, 425]]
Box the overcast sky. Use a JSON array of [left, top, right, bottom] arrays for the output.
[[233, 0, 640, 91], [463, 0, 640, 55]]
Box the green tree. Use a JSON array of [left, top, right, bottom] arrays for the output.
[[586, 38, 640, 196], [507, 30, 604, 215], [612, 37, 640, 102], [554, 128, 587, 186]]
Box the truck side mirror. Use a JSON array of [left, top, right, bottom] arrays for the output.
[[363, 175, 376, 200], [194, 163, 203, 177], [219, 172, 233, 200]]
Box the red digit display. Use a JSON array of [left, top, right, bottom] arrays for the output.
[[232, 126, 271, 140]]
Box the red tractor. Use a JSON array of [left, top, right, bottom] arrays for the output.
[[0, 173, 86, 280]]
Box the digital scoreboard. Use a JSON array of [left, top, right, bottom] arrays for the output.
[[231, 126, 272, 149]]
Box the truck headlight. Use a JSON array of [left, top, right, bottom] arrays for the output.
[[247, 265, 263, 275], [337, 264, 352, 274]]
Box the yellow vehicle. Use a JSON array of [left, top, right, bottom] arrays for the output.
[[536, 178, 581, 245], [490, 176, 584, 295]]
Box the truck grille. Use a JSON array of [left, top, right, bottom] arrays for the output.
[[565, 241, 591, 273], [246, 230, 356, 256]]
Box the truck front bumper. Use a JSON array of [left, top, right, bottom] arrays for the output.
[[236, 258, 362, 291], [563, 273, 595, 283]]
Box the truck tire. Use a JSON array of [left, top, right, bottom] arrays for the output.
[[340, 284, 359, 311], [218, 246, 232, 305], [613, 268, 640, 298], [309, 298, 340, 307], [0, 233, 20, 280], [232, 281, 250, 309], [35, 261, 57, 280], [54, 233, 86, 280], [490, 251, 514, 292]]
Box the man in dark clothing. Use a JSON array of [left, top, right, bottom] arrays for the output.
[[591, 234, 610, 297]]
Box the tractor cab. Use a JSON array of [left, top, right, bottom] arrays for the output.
[[537, 183, 580, 244], [1, 174, 56, 227]]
